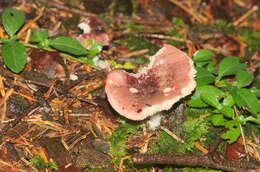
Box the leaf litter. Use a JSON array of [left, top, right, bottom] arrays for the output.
[[0, 0, 259, 171]]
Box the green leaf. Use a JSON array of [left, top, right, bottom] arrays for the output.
[[1, 41, 27, 73], [206, 61, 216, 73], [193, 49, 213, 62], [244, 116, 260, 125], [251, 87, 260, 97], [30, 155, 57, 170], [195, 67, 215, 86], [221, 126, 240, 144], [230, 87, 246, 107], [234, 70, 254, 87], [195, 61, 211, 67], [85, 40, 103, 58], [211, 115, 225, 126], [171, 17, 185, 28], [188, 86, 224, 107], [201, 92, 223, 109], [2, 8, 25, 37], [78, 56, 94, 65], [217, 57, 246, 79], [50, 37, 88, 55], [220, 106, 234, 118], [222, 95, 234, 107], [231, 87, 260, 114], [30, 29, 49, 43]]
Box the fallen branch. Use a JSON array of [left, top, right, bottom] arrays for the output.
[[132, 154, 260, 172]]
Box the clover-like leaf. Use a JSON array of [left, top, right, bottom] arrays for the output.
[[195, 67, 215, 86], [222, 126, 241, 144], [231, 87, 260, 114], [2, 8, 25, 37], [211, 115, 225, 126], [193, 49, 213, 62], [188, 85, 224, 107], [201, 92, 223, 109], [220, 106, 234, 118], [217, 57, 246, 79], [206, 61, 216, 73], [234, 70, 253, 87], [222, 95, 235, 107], [250, 87, 260, 97]]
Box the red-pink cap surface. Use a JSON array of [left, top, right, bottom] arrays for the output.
[[105, 44, 196, 120]]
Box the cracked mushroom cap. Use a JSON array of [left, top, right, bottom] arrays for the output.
[[105, 44, 196, 120]]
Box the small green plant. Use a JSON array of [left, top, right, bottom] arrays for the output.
[[188, 49, 260, 143], [0, 8, 102, 73], [30, 154, 58, 170]]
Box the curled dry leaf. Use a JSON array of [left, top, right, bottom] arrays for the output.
[[225, 136, 246, 160], [29, 48, 65, 79], [105, 44, 196, 120]]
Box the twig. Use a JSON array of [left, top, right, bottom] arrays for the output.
[[233, 5, 258, 26], [136, 33, 193, 44], [17, 7, 45, 38], [168, 0, 205, 23], [0, 88, 13, 124], [194, 141, 208, 154], [234, 106, 249, 160], [132, 154, 260, 172], [121, 49, 149, 58], [119, 155, 131, 172], [160, 126, 184, 143], [35, 0, 97, 17], [202, 44, 230, 56]]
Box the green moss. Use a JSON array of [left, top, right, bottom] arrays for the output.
[[239, 27, 260, 52], [108, 119, 143, 164], [115, 34, 159, 55]]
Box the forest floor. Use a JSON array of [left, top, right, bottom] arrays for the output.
[[0, 0, 259, 172]]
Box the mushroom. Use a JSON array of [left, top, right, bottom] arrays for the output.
[[105, 44, 196, 120]]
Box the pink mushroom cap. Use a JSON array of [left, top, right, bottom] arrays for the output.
[[105, 44, 196, 120]]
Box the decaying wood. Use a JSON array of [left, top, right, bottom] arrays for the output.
[[132, 154, 260, 172]]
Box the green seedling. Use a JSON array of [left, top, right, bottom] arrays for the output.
[[0, 8, 102, 73]]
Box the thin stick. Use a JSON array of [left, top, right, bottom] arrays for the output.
[[119, 155, 131, 172], [17, 7, 45, 38], [168, 0, 204, 23], [35, 0, 96, 17], [234, 106, 249, 160], [121, 49, 149, 58], [233, 5, 258, 26], [137, 33, 193, 44], [160, 126, 184, 143]]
